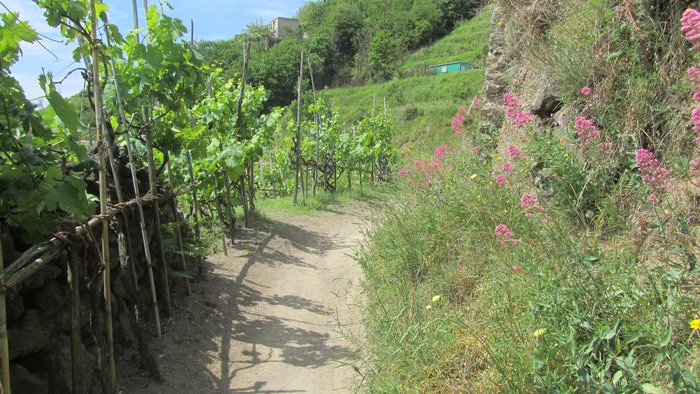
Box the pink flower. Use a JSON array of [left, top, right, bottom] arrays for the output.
[[434, 145, 449, 158], [473, 145, 481, 153], [452, 112, 465, 135], [508, 144, 522, 161], [682, 8, 700, 46], [495, 224, 514, 245], [692, 107, 700, 132], [472, 96, 481, 106], [459, 106, 467, 114], [520, 193, 541, 211], [414, 160, 421, 168], [543, 215, 552, 224], [495, 174, 507, 187], [691, 157, 700, 173], [581, 86, 592, 96], [502, 162, 515, 172], [636, 148, 669, 204], [503, 92, 520, 107], [693, 92, 700, 101], [688, 66, 700, 82], [512, 265, 522, 273]]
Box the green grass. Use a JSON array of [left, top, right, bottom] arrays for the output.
[[254, 186, 389, 216], [319, 8, 490, 156], [358, 145, 699, 393], [321, 70, 484, 154], [398, 7, 491, 75]]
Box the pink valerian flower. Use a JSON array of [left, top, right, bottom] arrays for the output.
[[398, 168, 411, 177], [508, 144, 522, 161], [574, 115, 613, 158], [503, 93, 521, 107], [688, 66, 700, 82], [434, 145, 449, 159], [414, 160, 421, 168], [692, 157, 700, 173], [574, 116, 601, 148], [472, 96, 481, 106], [581, 86, 592, 96], [512, 265, 522, 273], [495, 224, 514, 246], [473, 145, 481, 153], [459, 106, 467, 114], [681, 8, 700, 47], [636, 148, 669, 204], [452, 112, 465, 135], [543, 215, 553, 224], [503, 92, 535, 128], [692, 107, 700, 134], [694, 92, 700, 101], [502, 162, 515, 173], [520, 193, 543, 212], [495, 174, 507, 187]]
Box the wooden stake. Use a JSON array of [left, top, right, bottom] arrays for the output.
[[185, 151, 201, 241], [222, 171, 236, 243], [68, 241, 81, 394], [0, 240, 10, 394], [307, 58, 320, 196], [213, 178, 228, 256], [235, 41, 251, 227], [89, 1, 116, 391], [113, 8, 162, 338], [293, 51, 303, 205], [167, 161, 191, 295], [141, 0, 171, 318]]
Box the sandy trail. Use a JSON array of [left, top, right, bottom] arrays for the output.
[[119, 203, 368, 393]]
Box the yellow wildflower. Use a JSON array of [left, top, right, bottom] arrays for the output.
[[432, 295, 441, 303], [426, 304, 432, 310], [690, 319, 700, 330], [533, 328, 546, 337], [470, 174, 477, 179]]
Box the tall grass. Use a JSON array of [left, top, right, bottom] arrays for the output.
[[358, 136, 698, 392]]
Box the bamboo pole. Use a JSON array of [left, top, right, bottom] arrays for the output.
[[89, 1, 116, 391], [235, 41, 251, 227], [185, 151, 201, 242], [0, 240, 10, 394], [223, 171, 236, 242], [125, 0, 162, 338], [141, 0, 172, 318], [307, 58, 320, 196], [68, 240, 81, 394], [294, 51, 304, 205], [214, 179, 228, 256], [167, 161, 191, 295], [145, 137, 172, 317]]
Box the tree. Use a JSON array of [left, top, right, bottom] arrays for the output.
[[369, 30, 399, 81]]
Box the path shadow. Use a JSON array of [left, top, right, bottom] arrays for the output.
[[121, 213, 359, 393]]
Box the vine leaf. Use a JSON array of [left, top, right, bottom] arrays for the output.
[[39, 73, 79, 135]]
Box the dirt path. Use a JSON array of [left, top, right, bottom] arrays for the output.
[[119, 203, 368, 393]]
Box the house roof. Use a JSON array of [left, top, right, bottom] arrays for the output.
[[429, 61, 472, 67]]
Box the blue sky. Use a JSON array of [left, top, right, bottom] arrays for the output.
[[4, 0, 308, 103]]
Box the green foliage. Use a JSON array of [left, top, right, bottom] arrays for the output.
[[359, 144, 699, 392], [323, 70, 484, 154], [399, 7, 491, 75], [369, 30, 399, 81]]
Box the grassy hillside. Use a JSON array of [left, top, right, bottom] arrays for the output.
[[399, 6, 491, 75], [358, 0, 700, 392], [319, 7, 490, 154], [321, 70, 483, 154]]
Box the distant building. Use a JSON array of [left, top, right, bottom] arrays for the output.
[[269, 17, 299, 40], [428, 61, 473, 75]]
